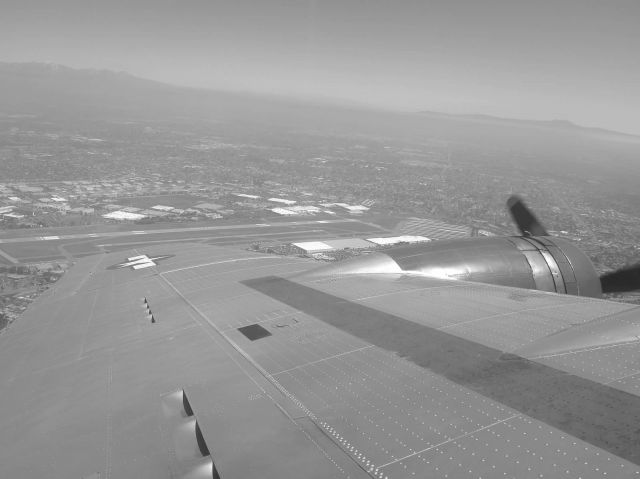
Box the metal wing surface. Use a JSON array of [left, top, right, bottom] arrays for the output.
[[1, 243, 640, 478]]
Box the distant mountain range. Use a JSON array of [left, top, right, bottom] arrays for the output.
[[1, 62, 639, 148], [418, 110, 640, 142], [0, 61, 234, 119]]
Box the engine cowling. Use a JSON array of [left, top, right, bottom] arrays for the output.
[[305, 236, 602, 298]]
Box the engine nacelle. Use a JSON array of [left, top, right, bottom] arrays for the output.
[[305, 236, 602, 298]]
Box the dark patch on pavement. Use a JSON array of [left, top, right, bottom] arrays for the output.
[[237, 324, 272, 341]]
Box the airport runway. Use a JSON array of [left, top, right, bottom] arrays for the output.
[[0, 218, 391, 264], [0, 218, 366, 244]]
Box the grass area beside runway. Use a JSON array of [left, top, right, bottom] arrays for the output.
[[0, 242, 64, 260], [14, 255, 67, 263], [62, 242, 104, 256]]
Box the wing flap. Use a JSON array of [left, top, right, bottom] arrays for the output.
[[179, 378, 369, 479]]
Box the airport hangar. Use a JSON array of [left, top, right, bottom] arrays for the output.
[[290, 236, 430, 255]]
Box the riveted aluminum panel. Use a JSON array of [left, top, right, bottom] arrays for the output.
[[2, 240, 636, 479]]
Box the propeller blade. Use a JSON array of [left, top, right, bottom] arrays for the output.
[[600, 264, 640, 293], [506, 195, 549, 237]]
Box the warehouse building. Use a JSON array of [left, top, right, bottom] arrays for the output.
[[323, 238, 374, 250], [271, 208, 298, 216], [151, 205, 175, 212], [268, 197, 297, 206], [290, 241, 334, 254], [291, 238, 375, 255], [271, 205, 321, 216], [0, 206, 15, 215], [287, 205, 321, 214], [320, 202, 370, 214], [234, 193, 261, 199], [102, 211, 146, 221], [366, 235, 431, 246]]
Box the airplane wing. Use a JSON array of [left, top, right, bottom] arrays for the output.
[[1, 243, 639, 478]]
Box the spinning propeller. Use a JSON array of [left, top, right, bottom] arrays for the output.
[[507, 195, 640, 294]]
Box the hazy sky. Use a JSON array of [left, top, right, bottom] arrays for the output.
[[1, 0, 639, 134]]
